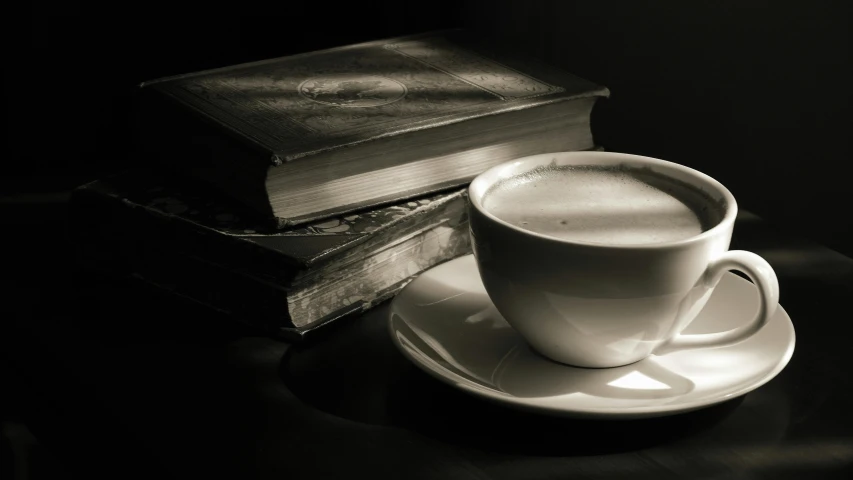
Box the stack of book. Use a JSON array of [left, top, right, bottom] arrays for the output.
[[69, 29, 609, 339]]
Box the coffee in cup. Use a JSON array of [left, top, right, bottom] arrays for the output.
[[481, 164, 724, 246]]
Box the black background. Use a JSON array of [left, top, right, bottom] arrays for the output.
[[3, 3, 853, 478], [7, 0, 851, 254]]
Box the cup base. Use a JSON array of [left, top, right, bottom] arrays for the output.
[[529, 344, 649, 369]]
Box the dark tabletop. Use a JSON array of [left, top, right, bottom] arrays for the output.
[[3, 195, 853, 479]]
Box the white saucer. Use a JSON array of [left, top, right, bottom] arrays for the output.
[[388, 255, 796, 419]]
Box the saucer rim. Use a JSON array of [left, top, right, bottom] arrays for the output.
[[388, 256, 797, 419]]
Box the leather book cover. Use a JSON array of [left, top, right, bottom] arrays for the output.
[[68, 170, 471, 335], [141, 29, 608, 164]]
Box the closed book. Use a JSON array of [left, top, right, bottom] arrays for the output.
[[68, 170, 471, 339], [137, 29, 609, 228]]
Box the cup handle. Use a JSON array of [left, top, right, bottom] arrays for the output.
[[655, 250, 779, 354]]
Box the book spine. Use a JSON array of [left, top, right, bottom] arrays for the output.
[[288, 218, 472, 331]]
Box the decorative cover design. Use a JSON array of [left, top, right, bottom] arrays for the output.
[[384, 37, 563, 100], [144, 31, 597, 160], [298, 74, 408, 107]]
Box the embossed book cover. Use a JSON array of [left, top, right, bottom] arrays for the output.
[[138, 29, 609, 228], [69, 170, 471, 338]]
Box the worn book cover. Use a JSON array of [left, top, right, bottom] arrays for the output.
[[138, 29, 609, 227], [68, 170, 471, 337]]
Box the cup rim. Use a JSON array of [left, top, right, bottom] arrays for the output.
[[468, 151, 738, 250]]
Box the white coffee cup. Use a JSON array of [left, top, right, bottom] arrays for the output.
[[468, 151, 779, 368]]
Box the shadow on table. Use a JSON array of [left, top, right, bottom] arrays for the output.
[[279, 305, 747, 457], [383, 365, 745, 456]]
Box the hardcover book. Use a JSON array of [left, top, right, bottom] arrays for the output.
[[68, 170, 471, 339], [137, 29, 609, 228]]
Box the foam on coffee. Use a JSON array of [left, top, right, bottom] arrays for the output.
[[482, 164, 724, 246]]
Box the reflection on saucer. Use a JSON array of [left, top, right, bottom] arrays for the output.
[[389, 255, 796, 419], [393, 298, 695, 401]]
